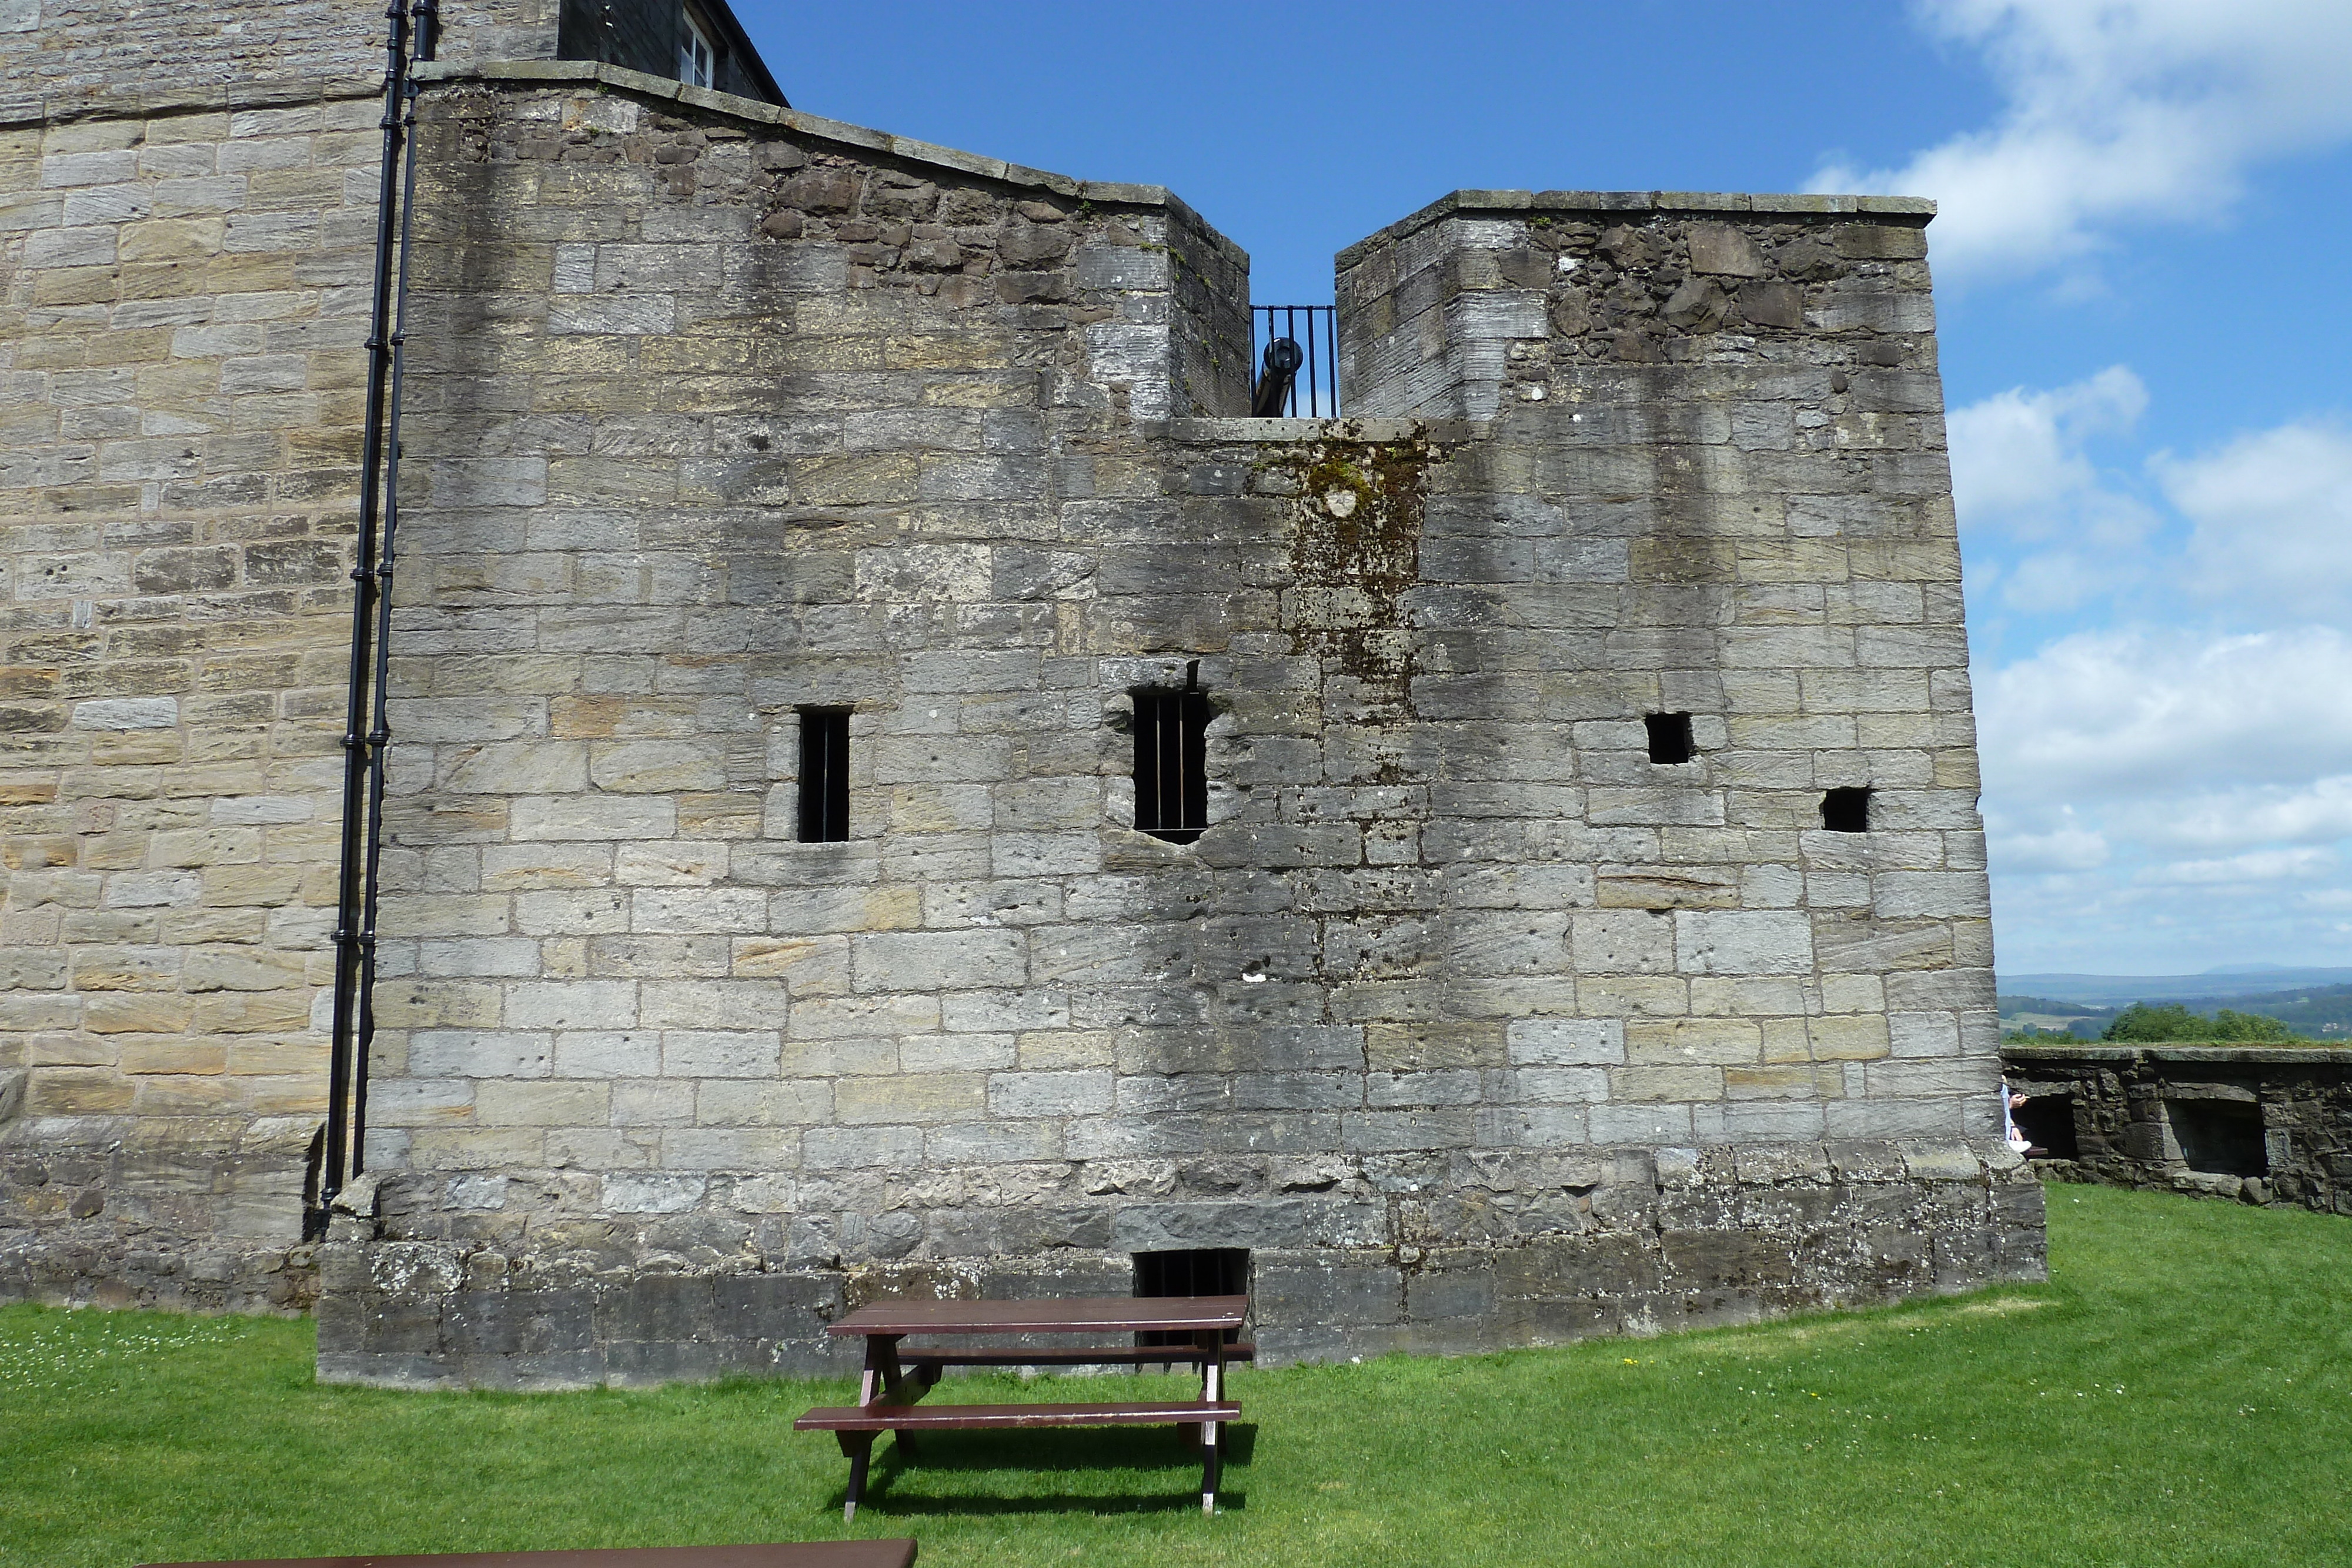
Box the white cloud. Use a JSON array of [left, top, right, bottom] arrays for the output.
[[1979, 625, 2352, 798], [1987, 812, 2108, 873], [2144, 777, 2352, 852], [1977, 625, 2352, 967], [2157, 420, 2352, 617], [2140, 845, 2337, 886], [1947, 366, 2146, 537], [1813, 0, 2352, 280], [1947, 367, 2155, 611]]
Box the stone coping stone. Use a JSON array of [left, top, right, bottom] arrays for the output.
[[0, 75, 379, 128], [403, 60, 1252, 272], [2003, 1044, 2352, 1066], [1158, 417, 1486, 444], [1336, 188, 1939, 271]]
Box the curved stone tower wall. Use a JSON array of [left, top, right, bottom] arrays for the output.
[[3, 0, 593, 1314]]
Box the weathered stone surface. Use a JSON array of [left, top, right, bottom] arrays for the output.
[[8, 11, 2027, 1379], [2003, 1044, 2352, 1215]]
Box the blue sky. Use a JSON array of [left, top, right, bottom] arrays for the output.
[[733, 1, 2352, 977]]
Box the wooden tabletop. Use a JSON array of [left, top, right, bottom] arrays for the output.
[[828, 1295, 1247, 1336], [138, 1543, 917, 1568]]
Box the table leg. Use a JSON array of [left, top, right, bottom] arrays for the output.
[[1201, 1418, 1220, 1515], [873, 1336, 921, 1456], [836, 1431, 874, 1523], [857, 1333, 901, 1407]]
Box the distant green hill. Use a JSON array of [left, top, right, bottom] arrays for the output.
[[1997, 994, 2114, 1040], [1999, 985, 2352, 1044], [2162, 983, 2352, 1041]]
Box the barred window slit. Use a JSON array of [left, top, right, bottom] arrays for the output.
[[1134, 666, 1210, 844], [797, 708, 851, 843]]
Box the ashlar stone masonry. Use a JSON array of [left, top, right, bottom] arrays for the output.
[[4, 4, 2043, 1381], [318, 68, 2037, 1385], [0, 0, 767, 1316]]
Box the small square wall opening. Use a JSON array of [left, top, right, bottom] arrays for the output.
[[1821, 787, 1871, 833], [1134, 1248, 1248, 1346], [2014, 1093, 2079, 1159], [2168, 1096, 2266, 1177], [1645, 712, 1694, 764]]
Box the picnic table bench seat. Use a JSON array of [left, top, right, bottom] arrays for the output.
[[796, 1398, 1244, 1432], [794, 1397, 1242, 1519], [138, 1542, 917, 1567], [804, 1295, 1248, 1520], [895, 1341, 1254, 1370]]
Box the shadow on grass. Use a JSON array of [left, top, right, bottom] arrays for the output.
[[844, 1425, 1257, 1517]]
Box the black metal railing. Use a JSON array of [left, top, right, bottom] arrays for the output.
[[1250, 305, 1338, 417]]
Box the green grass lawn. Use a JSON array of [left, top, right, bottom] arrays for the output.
[[4, 1184, 2348, 1567]]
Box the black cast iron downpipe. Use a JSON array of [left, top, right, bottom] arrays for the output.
[[323, 1, 430, 1219]]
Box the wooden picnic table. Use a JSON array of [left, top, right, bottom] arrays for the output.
[[795, 1295, 1248, 1520], [136, 1543, 916, 1567]]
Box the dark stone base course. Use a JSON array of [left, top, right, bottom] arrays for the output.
[[0, 1222, 319, 1315], [0, 1125, 320, 1315], [315, 1141, 2047, 1389]]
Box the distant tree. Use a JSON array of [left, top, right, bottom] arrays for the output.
[[2101, 1003, 2303, 1043]]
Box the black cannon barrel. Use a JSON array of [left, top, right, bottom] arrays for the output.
[[1252, 336, 1304, 417]]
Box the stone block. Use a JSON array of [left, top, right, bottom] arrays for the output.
[[851, 928, 1027, 992], [1673, 911, 1812, 975], [660, 1031, 782, 1078], [834, 1072, 985, 1125], [639, 979, 788, 1031], [988, 1069, 1114, 1118], [505, 981, 636, 1032]]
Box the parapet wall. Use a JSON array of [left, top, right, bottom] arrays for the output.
[[2002, 1044, 2352, 1212]]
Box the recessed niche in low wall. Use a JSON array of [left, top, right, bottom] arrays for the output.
[[2167, 1096, 2267, 1178], [1134, 1248, 1251, 1349], [2014, 1094, 2079, 1159]]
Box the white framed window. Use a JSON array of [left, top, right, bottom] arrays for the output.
[[680, 9, 714, 88]]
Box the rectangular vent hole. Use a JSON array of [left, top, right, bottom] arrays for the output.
[[1821, 787, 1871, 833], [1645, 712, 1694, 764], [1133, 1247, 1248, 1347]]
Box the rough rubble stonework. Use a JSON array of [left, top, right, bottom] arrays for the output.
[[2004, 1043, 2352, 1212], [3, 0, 2044, 1382]]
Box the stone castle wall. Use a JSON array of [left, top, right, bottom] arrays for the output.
[[0, 0, 593, 1311], [5, 5, 2044, 1365], [0, 0, 555, 109], [307, 65, 2037, 1386]]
